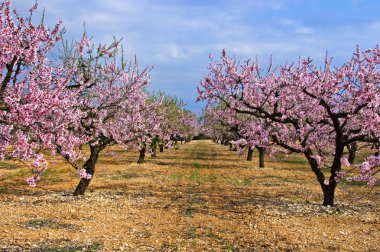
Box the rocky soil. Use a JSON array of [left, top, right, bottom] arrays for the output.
[[0, 140, 379, 251]]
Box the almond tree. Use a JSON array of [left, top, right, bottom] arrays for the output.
[[203, 106, 269, 167], [0, 0, 83, 187], [151, 92, 199, 151], [60, 34, 161, 195], [231, 117, 270, 167], [177, 110, 200, 143], [197, 48, 380, 206], [200, 107, 233, 145]]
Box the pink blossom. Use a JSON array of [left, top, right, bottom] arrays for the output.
[[26, 177, 37, 188], [197, 47, 380, 206], [76, 169, 92, 180], [311, 155, 323, 166], [341, 157, 351, 167]]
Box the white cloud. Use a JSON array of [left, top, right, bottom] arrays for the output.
[[295, 27, 314, 34], [8, 0, 380, 112], [280, 19, 314, 35]]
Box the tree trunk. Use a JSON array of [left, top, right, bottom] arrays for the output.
[[137, 144, 146, 164], [73, 144, 102, 196], [305, 148, 341, 207], [258, 147, 265, 168], [347, 142, 357, 164], [151, 147, 157, 157], [222, 139, 228, 146], [151, 142, 157, 158], [159, 143, 164, 152], [373, 142, 379, 156], [321, 182, 337, 206], [56, 145, 61, 155], [174, 140, 179, 150], [247, 148, 253, 161]]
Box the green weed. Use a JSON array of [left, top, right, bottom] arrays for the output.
[[33, 242, 103, 252], [228, 177, 251, 187], [189, 169, 201, 184], [186, 226, 197, 239], [193, 163, 202, 168], [168, 172, 183, 180], [0, 161, 20, 169], [24, 219, 75, 230], [207, 174, 217, 183]]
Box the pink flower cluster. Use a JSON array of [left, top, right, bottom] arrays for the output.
[[351, 157, 379, 187], [76, 169, 92, 180], [197, 45, 380, 198]]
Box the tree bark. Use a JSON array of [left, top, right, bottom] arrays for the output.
[[151, 141, 157, 158], [258, 147, 265, 168], [321, 182, 337, 206], [247, 148, 253, 161], [73, 144, 103, 196], [305, 148, 341, 207], [347, 142, 357, 164], [174, 140, 179, 150], [374, 143, 379, 156], [56, 145, 62, 155], [137, 144, 146, 164], [151, 146, 157, 157], [159, 143, 164, 152]]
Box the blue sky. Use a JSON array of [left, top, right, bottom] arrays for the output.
[[12, 0, 380, 113]]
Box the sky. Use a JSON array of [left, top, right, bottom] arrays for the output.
[[11, 0, 380, 114]]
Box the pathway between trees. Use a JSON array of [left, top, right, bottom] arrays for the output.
[[0, 140, 378, 251]]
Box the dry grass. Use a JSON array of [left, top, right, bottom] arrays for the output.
[[0, 140, 379, 251]]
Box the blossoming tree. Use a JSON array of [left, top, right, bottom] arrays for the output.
[[60, 34, 161, 195], [197, 48, 380, 206], [202, 105, 269, 167], [0, 0, 84, 187], [151, 92, 199, 152]]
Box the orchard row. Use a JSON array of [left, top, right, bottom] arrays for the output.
[[0, 1, 378, 206], [0, 1, 200, 195], [197, 48, 380, 206]]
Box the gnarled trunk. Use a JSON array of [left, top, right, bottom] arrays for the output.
[[73, 144, 103, 196], [137, 143, 146, 164], [305, 147, 342, 207], [247, 148, 253, 161], [258, 147, 265, 168]]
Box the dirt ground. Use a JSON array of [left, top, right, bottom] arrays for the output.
[[0, 140, 379, 251]]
